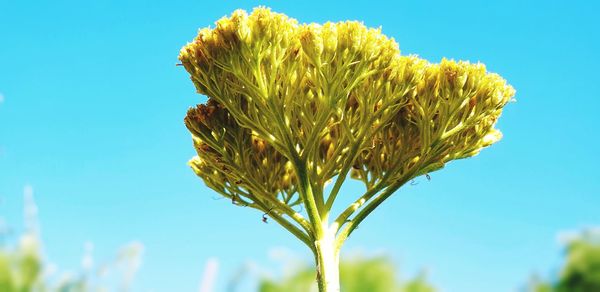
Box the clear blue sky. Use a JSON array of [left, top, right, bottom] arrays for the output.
[[1, 0, 598, 291]]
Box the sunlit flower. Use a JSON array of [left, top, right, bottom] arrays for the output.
[[179, 7, 514, 291]]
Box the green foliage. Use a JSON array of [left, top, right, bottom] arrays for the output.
[[555, 231, 600, 291], [403, 275, 436, 292], [0, 234, 42, 292], [339, 257, 397, 291], [0, 234, 143, 292], [0, 254, 16, 292], [528, 230, 600, 292], [259, 256, 435, 292], [260, 268, 316, 292]]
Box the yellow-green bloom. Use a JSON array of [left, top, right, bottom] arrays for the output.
[[179, 7, 514, 292]]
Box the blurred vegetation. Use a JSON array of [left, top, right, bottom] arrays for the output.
[[259, 256, 435, 292], [0, 233, 143, 292], [0, 188, 143, 292], [3, 228, 600, 291], [0, 234, 41, 291], [528, 229, 600, 292], [3, 189, 600, 291]]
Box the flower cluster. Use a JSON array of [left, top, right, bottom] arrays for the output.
[[186, 99, 297, 207], [180, 7, 514, 223], [352, 59, 515, 188]]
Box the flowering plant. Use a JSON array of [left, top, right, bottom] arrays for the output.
[[179, 7, 514, 291]]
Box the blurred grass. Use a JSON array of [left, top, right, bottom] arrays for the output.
[[0, 233, 142, 292], [1, 190, 599, 291], [528, 229, 600, 292], [0, 189, 143, 292], [0, 234, 41, 291], [3, 227, 600, 291], [259, 256, 434, 292]]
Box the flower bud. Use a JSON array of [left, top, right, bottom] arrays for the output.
[[230, 9, 251, 43], [326, 143, 335, 160], [299, 24, 323, 66], [350, 168, 362, 180], [321, 22, 338, 55], [481, 130, 502, 147]]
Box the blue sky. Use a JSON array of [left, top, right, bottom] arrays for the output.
[[1, 0, 599, 291]]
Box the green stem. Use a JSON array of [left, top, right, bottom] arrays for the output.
[[314, 223, 340, 292], [336, 173, 415, 244], [294, 156, 324, 236], [325, 100, 406, 210], [267, 211, 314, 248]]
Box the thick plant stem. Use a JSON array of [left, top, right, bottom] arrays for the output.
[[314, 223, 340, 292]]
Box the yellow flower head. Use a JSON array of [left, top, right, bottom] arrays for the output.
[[180, 7, 514, 213]]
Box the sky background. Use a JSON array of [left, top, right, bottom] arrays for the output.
[[1, 0, 599, 291]]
